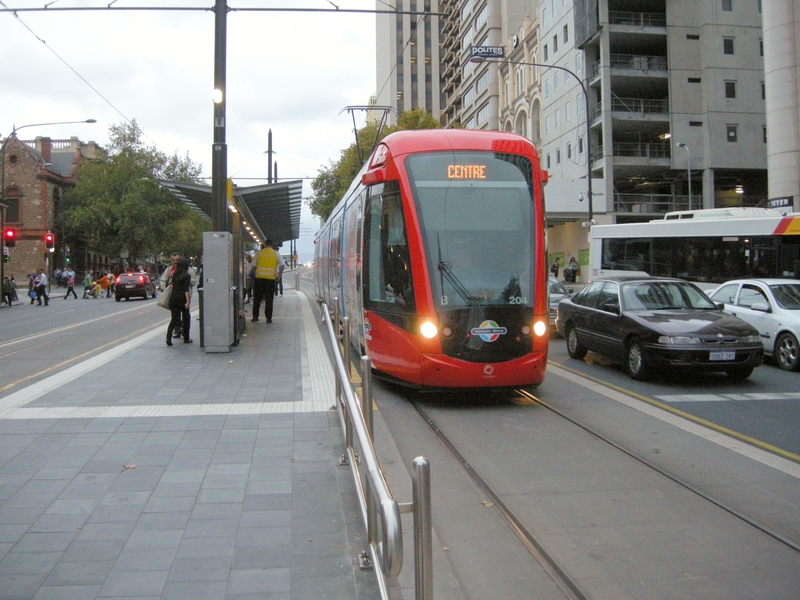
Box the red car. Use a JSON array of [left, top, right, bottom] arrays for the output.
[[115, 272, 156, 301]]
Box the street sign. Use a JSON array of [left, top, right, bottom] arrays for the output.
[[470, 45, 505, 60]]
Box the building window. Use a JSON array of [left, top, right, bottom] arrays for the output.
[[723, 37, 734, 55], [566, 102, 571, 121], [4, 187, 20, 223], [763, 126, 767, 143], [726, 125, 738, 143], [758, 0, 762, 13], [545, 115, 551, 133], [567, 142, 572, 159], [688, 77, 701, 83], [563, 24, 569, 44], [544, 79, 550, 98], [555, 109, 560, 128], [546, 153, 551, 169], [554, 72, 559, 90], [762, 81, 766, 100], [759, 38, 763, 56], [578, 136, 583, 153], [687, 34, 700, 40], [556, 148, 561, 164], [576, 54, 582, 73], [689, 121, 703, 127], [542, 8, 548, 26], [722, 0, 732, 11], [543, 43, 548, 61], [725, 80, 736, 98], [553, 35, 558, 53]]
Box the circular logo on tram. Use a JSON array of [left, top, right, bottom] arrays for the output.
[[483, 365, 495, 375], [471, 320, 508, 343]]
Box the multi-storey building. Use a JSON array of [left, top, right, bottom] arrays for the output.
[[763, 0, 800, 211], [375, 0, 442, 125], [1, 135, 104, 278], [576, 0, 767, 220]]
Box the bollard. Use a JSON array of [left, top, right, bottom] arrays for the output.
[[412, 456, 433, 600], [295, 270, 299, 291]]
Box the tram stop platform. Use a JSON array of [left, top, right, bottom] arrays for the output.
[[0, 286, 442, 600]]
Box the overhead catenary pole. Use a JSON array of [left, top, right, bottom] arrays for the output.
[[211, 0, 228, 232]]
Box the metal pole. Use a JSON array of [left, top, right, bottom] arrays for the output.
[[412, 456, 433, 600], [361, 355, 378, 544], [677, 142, 691, 207], [211, 0, 228, 232]]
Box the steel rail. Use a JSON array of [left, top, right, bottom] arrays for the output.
[[518, 389, 800, 555]]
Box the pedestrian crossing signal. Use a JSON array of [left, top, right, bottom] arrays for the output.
[[3, 228, 16, 247]]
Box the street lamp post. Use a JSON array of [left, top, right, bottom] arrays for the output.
[[1, 119, 96, 303], [676, 142, 691, 208], [474, 55, 594, 224]]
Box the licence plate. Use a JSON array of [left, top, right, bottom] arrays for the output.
[[710, 351, 735, 361], [124, 284, 135, 289]]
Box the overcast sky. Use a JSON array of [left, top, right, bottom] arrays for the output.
[[1, 0, 380, 260]]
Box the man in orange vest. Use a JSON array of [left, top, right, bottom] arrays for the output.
[[252, 238, 285, 323]]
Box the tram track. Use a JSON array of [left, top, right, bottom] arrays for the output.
[[407, 381, 800, 600]]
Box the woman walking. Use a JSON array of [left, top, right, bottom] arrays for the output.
[[166, 257, 193, 346]]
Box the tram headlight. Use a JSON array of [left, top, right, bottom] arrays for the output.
[[532, 320, 547, 337], [420, 321, 438, 339]]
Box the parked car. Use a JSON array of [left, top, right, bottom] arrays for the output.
[[707, 278, 800, 371], [548, 276, 577, 333], [115, 272, 156, 301], [556, 277, 763, 380]]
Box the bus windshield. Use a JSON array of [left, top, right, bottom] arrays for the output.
[[406, 151, 535, 308]]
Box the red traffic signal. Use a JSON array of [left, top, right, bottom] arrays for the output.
[[45, 233, 55, 251], [3, 228, 16, 247]]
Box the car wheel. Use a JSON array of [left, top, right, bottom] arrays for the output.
[[115, 296, 121, 302], [626, 338, 649, 381], [726, 365, 754, 380], [775, 332, 800, 371], [566, 323, 588, 359]]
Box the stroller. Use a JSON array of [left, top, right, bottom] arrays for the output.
[[87, 282, 103, 298]]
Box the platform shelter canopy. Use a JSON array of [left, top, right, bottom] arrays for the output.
[[158, 179, 303, 245]]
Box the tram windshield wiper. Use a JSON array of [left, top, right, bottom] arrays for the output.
[[438, 260, 480, 307]]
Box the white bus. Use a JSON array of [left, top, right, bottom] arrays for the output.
[[589, 207, 800, 286]]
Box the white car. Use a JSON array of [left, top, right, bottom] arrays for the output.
[[708, 279, 800, 371]]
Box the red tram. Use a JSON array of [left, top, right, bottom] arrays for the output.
[[315, 129, 549, 389]]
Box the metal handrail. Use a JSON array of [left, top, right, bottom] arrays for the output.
[[321, 300, 433, 600]]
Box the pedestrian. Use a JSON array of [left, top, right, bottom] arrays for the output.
[[161, 252, 197, 338], [243, 254, 254, 304], [63, 269, 78, 299], [165, 257, 193, 345], [10, 276, 18, 302], [34, 268, 49, 306], [251, 238, 284, 323], [97, 272, 111, 298], [567, 257, 578, 283], [2, 276, 12, 306], [550, 258, 560, 280], [28, 274, 36, 304], [82, 271, 93, 298], [274, 243, 284, 297]]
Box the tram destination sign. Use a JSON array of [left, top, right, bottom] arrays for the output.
[[768, 196, 794, 209], [470, 45, 505, 60]]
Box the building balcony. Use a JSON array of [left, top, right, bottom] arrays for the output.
[[615, 193, 702, 215], [613, 141, 671, 159], [608, 11, 667, 28], [609, 54, 668, 74]]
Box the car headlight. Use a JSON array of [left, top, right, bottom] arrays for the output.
[[658, 336, 701, 345], [738, 335, 761, 344]]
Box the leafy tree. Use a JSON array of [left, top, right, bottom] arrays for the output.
[[309, 108, 441, 222], [64, 121, 208, 267]]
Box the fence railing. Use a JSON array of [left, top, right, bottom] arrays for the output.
[[322, 299, 433, 600], [609, 11, 667, 27], [615, 193, 703, 214]]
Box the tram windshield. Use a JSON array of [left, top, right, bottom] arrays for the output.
[[406, 151, 535, 308]]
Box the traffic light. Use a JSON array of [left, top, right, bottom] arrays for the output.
[[3, 228, 16, 247], [45, 232, 54, 251], [2, 246, 9, 263]]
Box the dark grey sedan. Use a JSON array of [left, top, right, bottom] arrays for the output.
[[555, 277, 764, 380]]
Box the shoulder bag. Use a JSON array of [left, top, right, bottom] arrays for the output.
[[157, 283, 173, 309]]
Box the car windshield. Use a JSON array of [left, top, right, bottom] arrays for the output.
[[621, 281, 716, 311], [770, 283, 800, 310], [549, 278, 566, 295]]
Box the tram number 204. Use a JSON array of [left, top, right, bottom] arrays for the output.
[[508, 296, 527, 304]]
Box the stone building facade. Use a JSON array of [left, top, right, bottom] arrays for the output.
[[1, 135, 104, 282]]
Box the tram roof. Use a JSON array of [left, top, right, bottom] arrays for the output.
[[158, 179, 302, 245]]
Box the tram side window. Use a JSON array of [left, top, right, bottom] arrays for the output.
[[363, 182, 416, 313]]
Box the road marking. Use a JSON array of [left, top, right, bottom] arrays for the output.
[[0, 302, 160, 349], [548, 363, 800, 478], [658, 392, 800, 403]]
